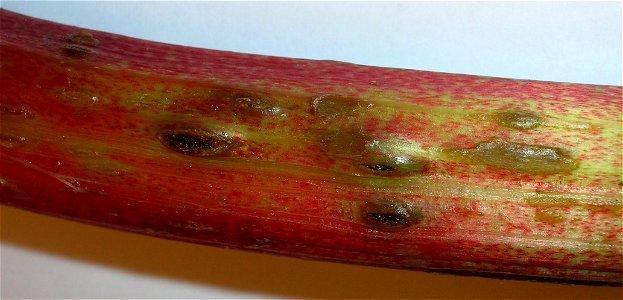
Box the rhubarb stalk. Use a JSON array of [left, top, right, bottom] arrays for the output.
[[0, 10, 621, 285]]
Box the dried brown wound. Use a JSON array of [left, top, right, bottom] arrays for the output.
[[67, 31, 99, 46], [360, 199, 422, 231], [534, 208, 566, 224], [158, 129, 241, 157], [61, 44, 93, 58], [444, 139, 578, 174]]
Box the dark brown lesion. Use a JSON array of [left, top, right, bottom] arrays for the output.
[[494, 111, 542, 130], [443, 139, 579, 174], [320, 129, 429, 177], [60, 32, 99, 58], [359, 199, 422, 231], [67, 31, 99, 47], [363, 164, 395, 171], [358, 152, 429, 177], [60, 44, 93, 58], [534, 208, 566, 224], [158, 128, 242, 157]]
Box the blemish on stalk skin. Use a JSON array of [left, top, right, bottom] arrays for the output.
[[359, 153, 429, 177], [495, 111, 542, 130], [526, 196, 571, 224], [61, 32, 98, 58], [321, 129, 370, 157], [444, 139, 579, 174], [312, 94, 371, 117], [321, 130, 428, 177], [61, 44, 93, 58], [364, 164, 394, 171], [158, 129, 242, 157], [0, 134, 27, 148], [0, 104, 35, 119], [534, 208, 566, 224], [67, 31, 99, 46], [360, 199, 422, 231], [231, 92, 281, 116], [527, 196, 622, 218]]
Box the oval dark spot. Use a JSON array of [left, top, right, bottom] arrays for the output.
[[61, 44, 93, 58], [67, 31, 99, 47], [158, 129, 242, 157], [363, 164, 396, 171], [312, 94, 371, 117], [367, 213, 405, 225], [320, 129, 430, 176], [360, 199, 422, 231], [443, 139, 578, 174], [359, 153, 429, 176], [495, 111, 542, 130]]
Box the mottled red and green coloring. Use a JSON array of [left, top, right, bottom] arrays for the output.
[[1, 10, 621, 285]]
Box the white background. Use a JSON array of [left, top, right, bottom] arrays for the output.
[[1, 1, 622, 299]]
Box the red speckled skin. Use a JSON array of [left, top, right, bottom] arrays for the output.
[[1, 10, 621, 285]]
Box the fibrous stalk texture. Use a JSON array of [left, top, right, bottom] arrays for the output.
[[1, 9, 621, 285]]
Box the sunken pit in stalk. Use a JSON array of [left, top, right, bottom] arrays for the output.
[[158, 129, 242, 157], [0, 9, 621, 286]]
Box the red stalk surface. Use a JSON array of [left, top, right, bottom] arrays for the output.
[[1, 10, 621, 285]]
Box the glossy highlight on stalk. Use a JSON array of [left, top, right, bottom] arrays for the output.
[[0, 9, 622, 285]]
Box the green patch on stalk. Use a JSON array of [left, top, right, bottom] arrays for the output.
[[375, 138, 444, 162], [65, 139, 135, 177], [51, 78, 112, 109], [81, 155, 136, 177], [119, 84, 184, 111]]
